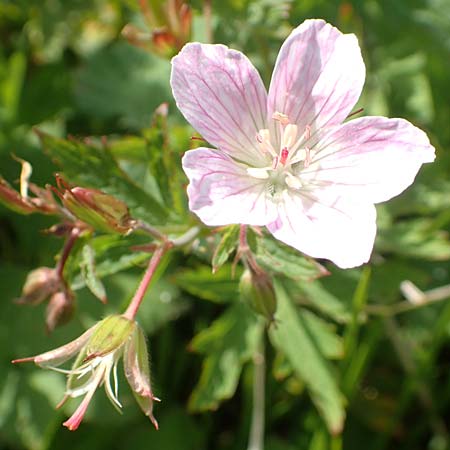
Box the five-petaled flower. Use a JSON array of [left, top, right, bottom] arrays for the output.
[[13, 315, 159, 431], [170, 19, 435, 268]]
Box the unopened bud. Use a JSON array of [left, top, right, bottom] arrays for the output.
[[239, 268, 277, 322], [46, 290, 75, 333], [59, 182, 133, 234], [16, 267, 60, 305]]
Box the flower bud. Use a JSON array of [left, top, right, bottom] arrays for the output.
[[16, 267, 61, 305], [239, 267, 277, 322], [58, 181, 133, 234], [46, 290, 75, 333]]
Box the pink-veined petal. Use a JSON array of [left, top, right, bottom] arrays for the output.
[[267, 189, 377, 269], [171, 43, 268, 165], [303, 117, 436, 204], [267, 19, 365, 138], [182, 148, 277, 226]]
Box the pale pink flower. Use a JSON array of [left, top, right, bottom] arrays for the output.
[[170, 19, 435, 268]]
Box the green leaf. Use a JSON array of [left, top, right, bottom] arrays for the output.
[[70, 235, 150, 290], [37, 131, 169, 225], [212, 225, 240, 273], [300, 310, 344, 360], [74, 42, 172, 129], [188, 302, 263, 411], [173, 264, 242, 303], [79, 244, 107, 303], [270, 282, 345, 434], [255, 236, 328, 281], [377, 218, 450, 260], [284, 278, 352, 324]]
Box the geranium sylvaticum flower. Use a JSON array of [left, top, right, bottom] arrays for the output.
[[13, 315, 159, 431], [170, 19, 435, 268]]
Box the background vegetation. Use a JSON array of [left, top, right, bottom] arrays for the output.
[[1, 1, 450, 449]]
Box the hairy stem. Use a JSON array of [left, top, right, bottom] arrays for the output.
[[123, 242, 171, 320], [56, 227, 81, 279], [247, 337, 265, 450]]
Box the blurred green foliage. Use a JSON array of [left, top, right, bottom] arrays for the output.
[[1, 1, 450, 450]]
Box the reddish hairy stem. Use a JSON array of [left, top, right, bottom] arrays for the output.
[[56, 227, 81, 279], [123, 242, 172, 320]]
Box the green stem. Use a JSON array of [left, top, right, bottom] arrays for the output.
[[247, 337, 265, 450]]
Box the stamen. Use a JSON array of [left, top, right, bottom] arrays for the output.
[[304, 147, 311, 168], [247, 167, 270, 179], [272, 156, 279, 169], [272, 112, 289, 125], [285, 172, 302, 190], [281, 124, 298, 149], [256, 129, 277, 157]]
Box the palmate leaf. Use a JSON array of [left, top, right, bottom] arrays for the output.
[[37, 131, 169, 225], [212, 225, 240, 273], [270, 282, 345, 435], [188, 302, 264, 411], [173, 264, 242, 304], [255, 235, 329, 282]]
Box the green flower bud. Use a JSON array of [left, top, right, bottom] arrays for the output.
[[239, 267, 277, 322]]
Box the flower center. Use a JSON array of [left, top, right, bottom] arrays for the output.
[[247, 112, 314, 194]]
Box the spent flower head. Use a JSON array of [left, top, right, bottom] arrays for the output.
[[13, 315, 159, 431], [170, 19, 435, 268]]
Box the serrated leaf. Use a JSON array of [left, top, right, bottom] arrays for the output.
[[212, 225, 240, 272], [37, 131, 169, 225], [270, 282, 345, 434], [300, 310, 344, 360], [284, 278, 352, 324], [173, 264, 241, 303], [70, 235, 150, 290], [188, 302, 263, 411], [256, 236, 328, 281], [80, 244, 107, 303]]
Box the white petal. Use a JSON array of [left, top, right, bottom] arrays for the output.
[[268, 19, 365, 137], [267, 189, 377, 269], [171, 43, 268, 165], [303, 117, 435, 203], [182, 148, 278, 226]]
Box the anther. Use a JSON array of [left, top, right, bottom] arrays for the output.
[[272, 112, 290, 125]]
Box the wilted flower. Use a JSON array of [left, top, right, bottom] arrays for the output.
[[13, 315, 159, 431], [171, 19, 435, 268]]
